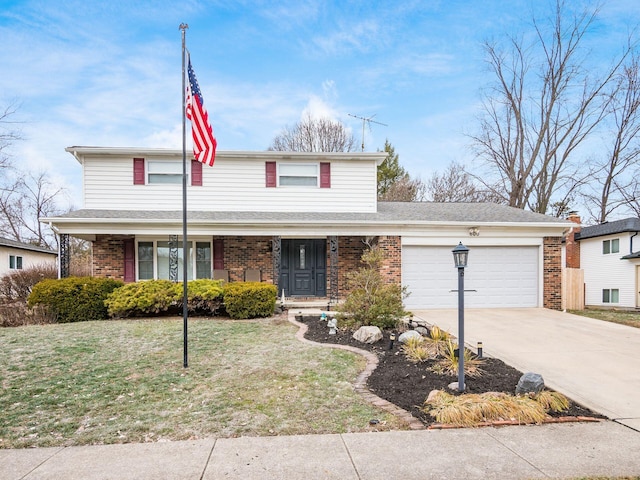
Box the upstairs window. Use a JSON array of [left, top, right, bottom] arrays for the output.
[[279, 164, 318, 186], [9, 255, 23, 270], [602, 238, 620, 254], [148, 160, 183, 184]]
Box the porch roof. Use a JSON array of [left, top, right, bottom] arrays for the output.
[[42, 202, 572, 238]]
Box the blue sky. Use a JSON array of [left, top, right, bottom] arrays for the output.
[[1, 0, 639, 209]]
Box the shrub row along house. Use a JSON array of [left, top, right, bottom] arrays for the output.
[[42, 147, 573, 310]]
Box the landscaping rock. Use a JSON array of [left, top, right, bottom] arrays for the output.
[[415, 326, 430, 336], [352, 326, 383, 344], [398, 330, 423, 343], [516, 372, 545, 395]]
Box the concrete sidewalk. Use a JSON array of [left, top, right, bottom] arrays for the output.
[[2, 421, 639, 480], [413, 308, 640, 431]]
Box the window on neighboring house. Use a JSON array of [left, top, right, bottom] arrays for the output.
[[9, 255, 23, 270], [147, 160, 184, 184], [602, 288, 620, 303], [136, 240, 211, 281], [602, 238, 620, 254]]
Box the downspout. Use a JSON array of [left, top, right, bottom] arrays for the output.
[[631, 231, 638, 254]]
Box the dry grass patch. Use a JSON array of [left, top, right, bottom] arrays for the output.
[[0, 316, 403, 448], [569, 309, 640, 329]]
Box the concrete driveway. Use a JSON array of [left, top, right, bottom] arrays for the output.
[[412, 308, 640, 431]]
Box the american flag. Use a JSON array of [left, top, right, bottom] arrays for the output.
[[186, 56, 217, 166]]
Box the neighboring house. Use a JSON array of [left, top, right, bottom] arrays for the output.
[[574, 218, 640, 309], [0, 237, 58, 277], [42, 147, 573, 310]]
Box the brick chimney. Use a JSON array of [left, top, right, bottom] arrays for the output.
[[565, 212, 581, 268]]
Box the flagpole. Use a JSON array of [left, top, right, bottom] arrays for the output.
[[180, 23, 189, 368]]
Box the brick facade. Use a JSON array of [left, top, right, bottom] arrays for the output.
[[92, 235, 130, 279], [377, 236, 402, 284], [543, 236, 563, 310], [221, 236, 274, 283], [565, 213, 581, 268]]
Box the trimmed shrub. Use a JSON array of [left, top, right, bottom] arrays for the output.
[[104, 280, 181, 318], [185, 279, 224, 315], [223, 282, 277, 319], [28, 277, 123, 323], [336, 246, 408, 330], [104, 279, 225, 318]]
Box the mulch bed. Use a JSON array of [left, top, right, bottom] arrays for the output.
[[299, 314, 604, 427]]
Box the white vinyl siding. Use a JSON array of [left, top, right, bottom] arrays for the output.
[[402, 245, 539, 309], [582, 233, 637, 308], [82, 155, 377, 213], [0, 246, 57, 276]]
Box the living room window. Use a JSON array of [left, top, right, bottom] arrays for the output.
[[137, 240, 211, 280], [602, 288, 619, 303], [602, 238, 620, 254], [9, 255, 23, 270]]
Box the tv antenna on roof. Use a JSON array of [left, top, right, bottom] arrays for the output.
[[348, 113, 387, 152]]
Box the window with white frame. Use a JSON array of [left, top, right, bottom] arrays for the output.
[[137, 240, 211, 280], [602, 288, 619, 303], [147, 160, 185, 184], [602, 238, 620, 254], [9, 255, 23, 270], [278, 164, 318, 186]]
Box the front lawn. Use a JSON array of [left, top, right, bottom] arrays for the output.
[[0, 316, 403, 449], [568, 309, 640, 329]]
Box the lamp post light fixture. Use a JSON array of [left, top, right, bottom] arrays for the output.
[[452, 242, 469, 393]]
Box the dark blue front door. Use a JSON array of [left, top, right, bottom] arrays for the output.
[[280, 239, 326, 297]]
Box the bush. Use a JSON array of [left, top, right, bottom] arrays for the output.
[[223, 282, 277, 319], [0, 263, 58, 304], [104, 279, 225, 318], [0, 303, 56, 327], [28, 277, 123, 323], [336, 246, 408, 330]]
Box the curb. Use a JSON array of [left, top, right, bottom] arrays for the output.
[[288, 313, 426, 430], [427, 415, 601, 430]]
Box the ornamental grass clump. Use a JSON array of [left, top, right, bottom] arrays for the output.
[[430, 340, 485, 378], [401, 336, 433, 363], [423, 390, 548, 427]]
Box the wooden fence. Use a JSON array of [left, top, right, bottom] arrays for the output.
[[562, 268, 584, 310]]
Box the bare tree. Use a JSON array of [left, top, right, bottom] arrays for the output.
[[470, 1, 632, 215], [380, 176, 427, 202], [269, 113, 357, 152], [0, 172, 66, 249], [426, 161, 503, 203], [0, 101, 22, 171], [583, 54, 640, 223]]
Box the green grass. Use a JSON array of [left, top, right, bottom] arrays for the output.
[[0, 316, 403, 449], [568, 309, 640, 328]]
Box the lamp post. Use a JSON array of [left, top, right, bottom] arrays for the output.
[[452, 242, 469, 393]]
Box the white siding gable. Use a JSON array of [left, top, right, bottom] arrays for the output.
[[74, 149, 382, 213], [582, 232, 638, 308]]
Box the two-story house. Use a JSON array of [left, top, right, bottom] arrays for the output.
[[574, 218, 640, 309], [42, 147, 572, 310]]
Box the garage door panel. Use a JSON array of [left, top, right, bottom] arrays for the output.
[[402, 246, 538, 309]]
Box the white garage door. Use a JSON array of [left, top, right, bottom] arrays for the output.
[[402, 246, 539, 309]]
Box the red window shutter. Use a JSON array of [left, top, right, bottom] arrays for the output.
[[133, 158, 145, 185], [123, 239, 135, 282], [265, 161, 277, 187], [213, 238, 224, 269], [320, 162, 331, 188], [191, 160, 203, 186]]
